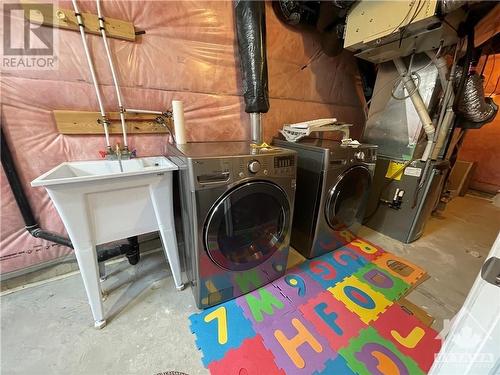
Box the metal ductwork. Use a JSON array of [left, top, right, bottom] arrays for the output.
[[453, 68, 498, 128], [235, 0, 269, 144]]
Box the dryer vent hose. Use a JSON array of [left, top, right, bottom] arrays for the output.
[[453, 67, 498, 126], [235, 0, 269, 114]]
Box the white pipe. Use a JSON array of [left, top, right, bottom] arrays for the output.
[[426, 49, 458, 160], [172, 100, 187, 144], [393, 57, 435, 161], [126, 108, 164, 115], [96, 0, 127, 148], [71, 0, 110, 148]]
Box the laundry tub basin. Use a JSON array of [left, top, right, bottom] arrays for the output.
[[31, 156, 182, 328]]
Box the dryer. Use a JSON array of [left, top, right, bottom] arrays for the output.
[[167, 142, 296, 309], [273, 138, 377, 258]]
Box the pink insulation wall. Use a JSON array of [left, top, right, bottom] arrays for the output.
[[0, 1, 366, 274]]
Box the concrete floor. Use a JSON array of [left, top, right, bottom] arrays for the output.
[[2, 195, 499, 374]]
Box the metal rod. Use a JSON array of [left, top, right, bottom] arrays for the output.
[[71, 0, 110, 148], [250, 112, 262, 144], [125, 108, 164, 115], [96, 0, 128, 148]]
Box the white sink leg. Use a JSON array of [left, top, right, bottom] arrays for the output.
[[159, 225, 184, 290], [74, 245, 106, 329], [149, 179, 184, 290]]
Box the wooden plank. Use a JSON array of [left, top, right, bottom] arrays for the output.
[[397, 298, 435, 327], [54, 110, 171, 135], [24, 4, 136, 42], [475, 3, 500, 47]]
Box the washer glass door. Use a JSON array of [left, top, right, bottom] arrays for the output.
[[325, 166, 372, 231], [205, 181, 290, 271]]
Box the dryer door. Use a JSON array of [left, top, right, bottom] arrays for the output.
[[205, 181, 290, 271], [325, 165, 372, 231]]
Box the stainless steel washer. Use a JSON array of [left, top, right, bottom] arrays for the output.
[[167, 142, 296, 309], [273, 138, 377, 258]]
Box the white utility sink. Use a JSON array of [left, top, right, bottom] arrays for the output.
[[31, 156, 174, 186], [32, 156, 182, 328]]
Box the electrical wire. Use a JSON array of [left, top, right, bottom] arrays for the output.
[[489, 77, 499, 98], [390, 42, 444, 101], [364, 43, 443, 116], [387, 0, 421, 37], [483, 53, 496, 95]]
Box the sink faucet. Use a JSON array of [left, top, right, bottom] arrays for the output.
[[115, 144, 124, 172]]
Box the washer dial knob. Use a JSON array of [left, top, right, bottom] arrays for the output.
[[248, 160, 261, 173]]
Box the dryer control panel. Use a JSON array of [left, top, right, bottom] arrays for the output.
[[190, 152, 297, 190]]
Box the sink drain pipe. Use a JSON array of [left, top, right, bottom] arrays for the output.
[[235, 0, 270, 144], [1, 127, 139, 265]]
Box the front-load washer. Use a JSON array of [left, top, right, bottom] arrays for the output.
[[167, 142, 296, 309], [273, 138, 377, 258]]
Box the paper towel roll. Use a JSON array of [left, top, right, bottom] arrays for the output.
[[172, 100, 187, 144]]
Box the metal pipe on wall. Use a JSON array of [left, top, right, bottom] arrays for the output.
[[96, 0, 128, 149], [250, 113, 262, 143], [71, 0, 111, 150], [426, 48, 458, 160]]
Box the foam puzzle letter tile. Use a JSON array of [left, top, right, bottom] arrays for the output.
[[328, 275, 392, 324], [346, 238, 386, 261], [236, 283, 295, 329], [373, 253, 426, 286], [300, 246, 367, 290], [299, 290, 367, 352], [353, 263, 411, 301], [259, 310, 337, 375], [373, 304, 442, 372], [208, 335, 285, 375], [312, 356, 356, 375], [270, 267, 324, 306], [189, 299, 256, 367], [339, 327, 425, 375]]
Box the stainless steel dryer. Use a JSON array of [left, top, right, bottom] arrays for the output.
[[167, 142, 296, 309], [273, 138, 377, 258]]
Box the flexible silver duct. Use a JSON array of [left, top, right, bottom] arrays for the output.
[[453, 68, 498, 124]]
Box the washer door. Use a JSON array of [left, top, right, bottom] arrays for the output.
[[205, 181, 290, 271], [325, 166, 372, 231]]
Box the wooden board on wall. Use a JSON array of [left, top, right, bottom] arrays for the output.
[[24, 4, 136, 42], [54, 110, 171, 135], [475, 3, 500, 47]]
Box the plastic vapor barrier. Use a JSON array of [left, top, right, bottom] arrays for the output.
[[0, 1, 366, 275]]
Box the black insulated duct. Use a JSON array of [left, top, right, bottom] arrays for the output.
[[1, 127, 73, 249], [1, 126, 139, 266], [235, 0, 270, 116]]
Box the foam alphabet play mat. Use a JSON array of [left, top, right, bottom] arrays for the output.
[[189, 238, 442, 374]]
